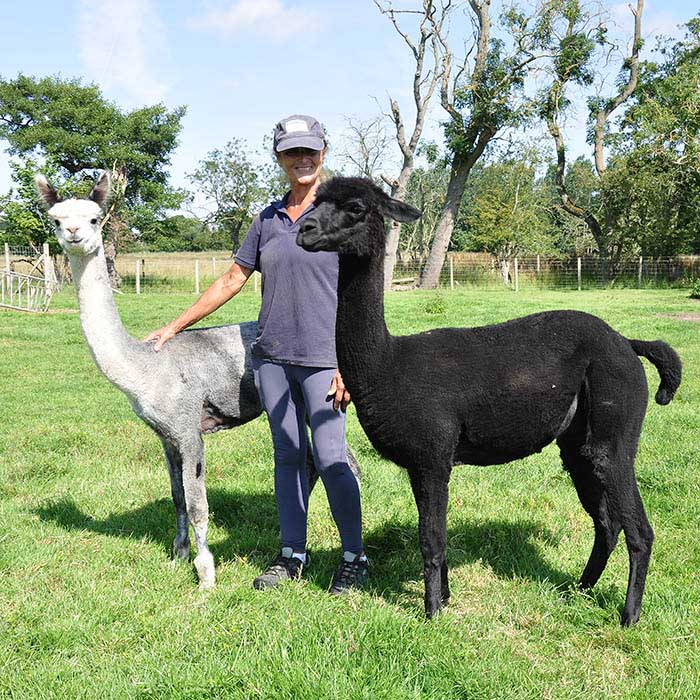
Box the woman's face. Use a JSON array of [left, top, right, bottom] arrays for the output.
[[277, 147, 326, 188]]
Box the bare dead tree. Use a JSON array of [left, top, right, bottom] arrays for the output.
[[374, 0, 448, 289], [418, 0, 559, 289], [544, 0, 644, 277], [338, 115, 392, 180]]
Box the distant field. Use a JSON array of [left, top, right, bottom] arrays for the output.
[[1, 288, 699, 699]]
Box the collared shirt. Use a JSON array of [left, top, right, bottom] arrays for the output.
[[235, 194, 339, 367]]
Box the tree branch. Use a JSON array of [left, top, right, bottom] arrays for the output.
[[593, 0, 644, 176]]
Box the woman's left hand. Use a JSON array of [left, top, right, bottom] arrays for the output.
[[328, 370, 351, 412]]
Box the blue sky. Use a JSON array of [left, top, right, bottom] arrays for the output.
[[0, 0, 694, 197]]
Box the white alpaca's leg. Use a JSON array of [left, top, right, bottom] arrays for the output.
[[181, 435, 215, 589], [161, 438, 191, 562]]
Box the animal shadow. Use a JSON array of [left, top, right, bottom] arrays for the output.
[[359, 517, 579, 607], [33, 488, 280, 564], [33, 491, 609, 611]]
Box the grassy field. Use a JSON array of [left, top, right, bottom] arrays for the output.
[[1, 287, 699, 699]]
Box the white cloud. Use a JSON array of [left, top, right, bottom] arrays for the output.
[[191, 0, 321, 39], [77, 0, 170, 105]]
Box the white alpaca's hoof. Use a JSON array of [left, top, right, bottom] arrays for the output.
[[194, 552, 215, 589]]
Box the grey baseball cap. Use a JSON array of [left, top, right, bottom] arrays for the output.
[[273, 114, 326, 152]]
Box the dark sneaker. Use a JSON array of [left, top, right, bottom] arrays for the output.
[[330, 551, 369, 595], [253, 547, 309, 590]]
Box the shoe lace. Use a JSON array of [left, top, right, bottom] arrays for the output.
[[335, 557, 365, 585], [266, 554, 302, 577]]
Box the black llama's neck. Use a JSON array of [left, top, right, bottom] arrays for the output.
[[336, 252, 393, 400]]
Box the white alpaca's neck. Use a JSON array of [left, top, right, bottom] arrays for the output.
[[69, 248, 142, 397]]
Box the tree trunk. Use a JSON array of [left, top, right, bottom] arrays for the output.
[[500, 258, 511, 286], [418, 152, 471, 289], [383, 170, 412, 290], [103, 239, 121, 289]]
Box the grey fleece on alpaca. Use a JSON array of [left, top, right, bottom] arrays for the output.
[[298, 176, 682, 626], [35, 171, 360, 589]]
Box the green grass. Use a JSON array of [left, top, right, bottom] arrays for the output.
[[1, 288, 699, 699]]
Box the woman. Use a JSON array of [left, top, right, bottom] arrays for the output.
[[146, 114, 367, 593]]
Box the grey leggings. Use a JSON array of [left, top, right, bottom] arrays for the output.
[[252, 359, 364, 553]]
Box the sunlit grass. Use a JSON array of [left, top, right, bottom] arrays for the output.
[[1, 287, 698, 699]]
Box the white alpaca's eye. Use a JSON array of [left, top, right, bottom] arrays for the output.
[[90, 218, 98, 225], [54, 219, 60, 226]]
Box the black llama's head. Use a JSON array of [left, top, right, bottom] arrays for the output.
[[297, 177, 421, 258]]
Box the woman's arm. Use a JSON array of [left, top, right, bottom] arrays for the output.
[[145, 262, 254, 351]]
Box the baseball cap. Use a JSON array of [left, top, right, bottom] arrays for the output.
[[273, 115, 326, 152]]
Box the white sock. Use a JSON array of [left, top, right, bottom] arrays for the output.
[[281, 547, 307, 564], [343, 550, 367, 563]]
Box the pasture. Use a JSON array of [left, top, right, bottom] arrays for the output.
[[1, 287, 699, 699]]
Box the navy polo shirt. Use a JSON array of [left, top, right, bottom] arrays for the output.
[[235, 195, 339, 367]]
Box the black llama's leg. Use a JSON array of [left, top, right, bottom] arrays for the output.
[[408, 467, 451, 618], [614, 474, 654, 626], [558, 442, 622, 590]]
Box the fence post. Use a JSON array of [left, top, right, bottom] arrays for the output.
[[136, 259, 141, 295], [638, 256, 643, 288], [514, 257, 519, 292], [4, 243, 9, 272], [194, 260, 200, 295], [536, 254, 540, 274], [449, 254, 454, 290], [577, 257, 582, 291], [43, 243, 50, 285]]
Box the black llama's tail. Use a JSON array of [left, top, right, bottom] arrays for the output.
[[629, 339, 682, 405]]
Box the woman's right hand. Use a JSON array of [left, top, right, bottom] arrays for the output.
[[144, 323, 179, 352]]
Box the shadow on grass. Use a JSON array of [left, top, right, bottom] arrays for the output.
[[33, 488, 591, 611]]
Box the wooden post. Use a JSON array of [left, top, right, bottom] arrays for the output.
[[194, 260, 200, 295], [43, 243, 51, 291], [536, 254, 540, 274], [514, 257, 519, 292], [449, 254, 454, 290], [638, 256, 643, 288], [4, 243, 10, 272], [136, 259, 141, 295], [577, 257, 582, 291]]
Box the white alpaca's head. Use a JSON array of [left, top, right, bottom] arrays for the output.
[[35, 172, 111, 257]]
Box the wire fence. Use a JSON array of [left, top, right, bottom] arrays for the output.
[[43, 251, 700, 295]]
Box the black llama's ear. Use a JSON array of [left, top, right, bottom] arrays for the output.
[[89, 171, 112, 210], [34, 174, 62, 210], [383, 197, 421, 223]]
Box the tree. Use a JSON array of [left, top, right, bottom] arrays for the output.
[[374, 0, 447, 288], [398, 142, 450, 264], [338, 115, 392, 181], [460, 150, 556, 283], [0, 74, 186, 283], [607, 16, 700, 256], [418, 0, 566, 288], [540, 0, 644, 275], [187, 139, 267, 255]]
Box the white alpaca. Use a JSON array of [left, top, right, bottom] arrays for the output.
[[36, 171, 360, 589]]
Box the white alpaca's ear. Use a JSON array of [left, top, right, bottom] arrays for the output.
[[384, 197, 421, 223], [89, 171, 112, 210], [34, 174, 62, 210]]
